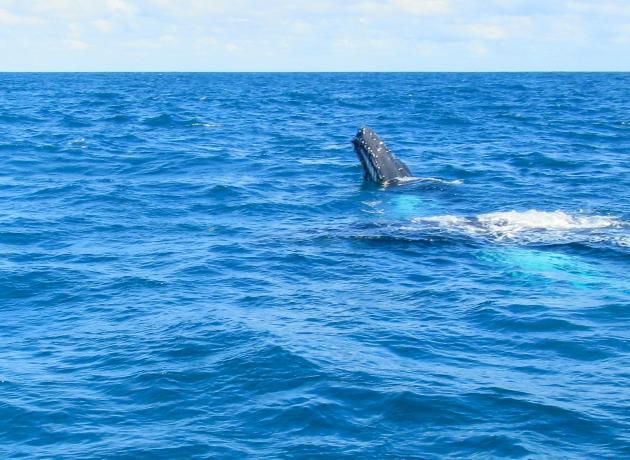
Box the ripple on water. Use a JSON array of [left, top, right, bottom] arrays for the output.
[[0, 72, 628, 459]]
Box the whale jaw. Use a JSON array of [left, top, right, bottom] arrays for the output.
[[352, 127, 412, 185]]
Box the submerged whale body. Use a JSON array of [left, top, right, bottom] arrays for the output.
[[352, 127, 412, 184]]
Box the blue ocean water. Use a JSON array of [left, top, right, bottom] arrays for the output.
[[0, 72, 629, 459]]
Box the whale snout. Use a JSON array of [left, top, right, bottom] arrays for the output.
[[351, 126, 412, 184]]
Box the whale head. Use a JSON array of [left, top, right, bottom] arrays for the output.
[[352, 127, 412, 185]]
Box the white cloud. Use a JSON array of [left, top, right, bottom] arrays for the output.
[[291, 20, 312, 34], [332, 37, 359, 50], [65, 38, 89, 50], [225, 42, 241, 52], [196, 36, 218, 47], [28, 1, 106, 20], [107, 0, 136, 16], [124, 38, 158, 49], [0, 0, 628, 70], [567, 1, 630, 15], [67, 21, 83, 36], [0, 8, 44, 25], [547, 19, 587, 42], [93, 19, 114, 32], [147, 0, 242, 17], [124, 33, 179, 49], [416, 40, 440, 55], [460, 15, 533, 41], [466, 24, 506, 40], [613, 24, 630, 43], [159, 34, 177, 44], [392, 0, 450, 15], [468, 41, 490, 57], [354, 1, 388, 14]]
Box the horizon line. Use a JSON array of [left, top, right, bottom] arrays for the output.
[[1, 70, 629, 74]]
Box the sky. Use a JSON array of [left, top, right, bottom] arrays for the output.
[[0, 0, 629, 71]]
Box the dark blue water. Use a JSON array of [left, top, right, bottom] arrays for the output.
[[1, 73, 629, 459]]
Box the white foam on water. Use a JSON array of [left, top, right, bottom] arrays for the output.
[[412, 210, 623, 240], [396, 176, 463, 185], [69, 137, 87, 147], [612, 236, 630, 248], [418, 177, 464, 185], [477, 210, 618, 236], [361, 200, 385, 215], [416, 215, 469, 226], [192, 122, 219, 128]]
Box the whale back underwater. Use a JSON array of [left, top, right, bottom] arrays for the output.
[[1, 72, 629, 459]]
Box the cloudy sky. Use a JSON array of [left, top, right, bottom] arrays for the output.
[[0, 0, 628, 71]]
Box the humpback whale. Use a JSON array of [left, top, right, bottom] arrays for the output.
[[352, 127, 412, 184]]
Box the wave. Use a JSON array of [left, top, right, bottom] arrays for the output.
[[404, 176, 463, 185], [477, 210, 619, 234], [381, 176, 463, 187], [142, 114, 218, 128], [191, 122, 219, 128], [411, 210, 624, 241]]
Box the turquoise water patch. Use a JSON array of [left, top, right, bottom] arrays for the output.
[[387, 194, 436, 219], [477, 248, 606, 290]]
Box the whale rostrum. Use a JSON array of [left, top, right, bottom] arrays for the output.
[[352, 127, 412, 184]]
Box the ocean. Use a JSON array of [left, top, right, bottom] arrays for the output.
[[1, 72, 628, 458]]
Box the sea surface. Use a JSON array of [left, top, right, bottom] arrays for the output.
[[1, 73, 629, 459]]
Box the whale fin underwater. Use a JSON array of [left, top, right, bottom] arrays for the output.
[[352, 127, 412, 185]]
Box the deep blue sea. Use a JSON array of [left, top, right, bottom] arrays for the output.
[[1, 73, 629, 459]]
